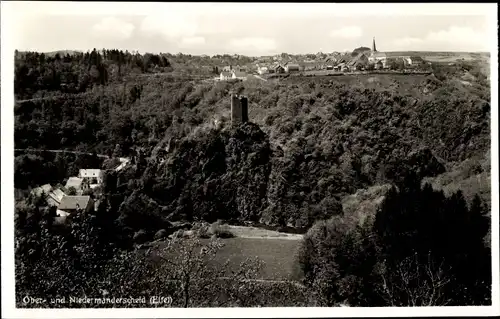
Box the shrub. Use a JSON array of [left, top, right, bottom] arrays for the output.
[[208, 221, 234, 238]]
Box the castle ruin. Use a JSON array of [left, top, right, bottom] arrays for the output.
[[231, 93, 248, 125]]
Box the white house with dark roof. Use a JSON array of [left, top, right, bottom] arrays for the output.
[[56, 195, 94, 216], [220, 71, 232, 81], [78, 169, 103, 184]]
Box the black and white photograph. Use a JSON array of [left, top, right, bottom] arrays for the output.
[[1, 2, 498, 318]]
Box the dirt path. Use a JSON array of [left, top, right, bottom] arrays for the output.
[[15, 148, 131, 163]]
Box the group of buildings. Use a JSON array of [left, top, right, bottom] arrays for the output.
[[319, 38, 426, 72], [216, 37, 426, 78], [30, 169, 103, 218], [29, 157, 131, 220]]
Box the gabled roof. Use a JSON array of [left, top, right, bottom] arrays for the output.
[[348, 53, 369, 66], [79, 169, 102, 178], [65, 177, 83, 189], [232, 71, 247, 77], [49, 188, 65, 202], [58, 196, 92, 211], [285, 63, 300, 68]]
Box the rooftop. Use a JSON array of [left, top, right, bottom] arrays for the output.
[[65, 177, 83, 189], [233, 71, 247, 77], [58, 196, 92, 211], [79, 169, 102, 178]]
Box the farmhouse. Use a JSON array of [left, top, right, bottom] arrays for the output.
[[220, 71, 232, 81], [56, 195, 95, 216], [78, 169, 103, 184]]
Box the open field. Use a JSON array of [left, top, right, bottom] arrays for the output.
[[386, 51, 490, 62], [147, 236, 303, 281], [226, 225, 304, 240]]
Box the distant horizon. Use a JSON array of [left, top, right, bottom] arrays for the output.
[[15, 48, 492, 57], [4, 3, 495, 56]]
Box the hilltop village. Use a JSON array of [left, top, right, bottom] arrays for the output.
[[215, 37, 427, 81]]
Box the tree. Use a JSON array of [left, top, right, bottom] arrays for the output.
[[67, 186, 77, 195], [379, 252, 452, 306], [98, 237, 265, 307]]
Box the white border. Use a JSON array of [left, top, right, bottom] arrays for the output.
[[1, 2, 499, 318]]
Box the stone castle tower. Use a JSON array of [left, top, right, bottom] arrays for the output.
[[231, 93, 248, 125], [372, 37, 377, 52]]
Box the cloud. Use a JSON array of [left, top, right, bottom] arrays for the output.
[[393, 37, 424, 47], [139, 10, 200, 39], [330, 26, 363, 38], [228, 37, 277, 54], [92, 17, 135, 39], [180, 36, 206, 46], [392, 26, 490, 51]]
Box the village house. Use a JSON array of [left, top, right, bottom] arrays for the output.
[[56, 195, 95, 217], [78, 169, 103, 184], [405, 56, 425, 67], [338, 63, 350, 72], [257, 66, 269, 75], [220, 71, 232, 81], [273, 64, 285, 74], [375, 60, 384, 70], [222, 65, 232, 72], [232, 70, 247, 81], [321, 56, 338, 70], [285, 63, 300, 73], [349, 53, 369, 71], [47, 188, 66, 207]]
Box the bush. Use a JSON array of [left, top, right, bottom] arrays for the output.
[[208, 221, 234, 238]]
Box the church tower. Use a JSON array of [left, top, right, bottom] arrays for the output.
[[372, 37, 377, 52]]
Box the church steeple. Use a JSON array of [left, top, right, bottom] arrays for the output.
[[372, 37, 377, 52]]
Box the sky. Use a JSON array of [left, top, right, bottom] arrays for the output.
[[2, 2, 497, 56]]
